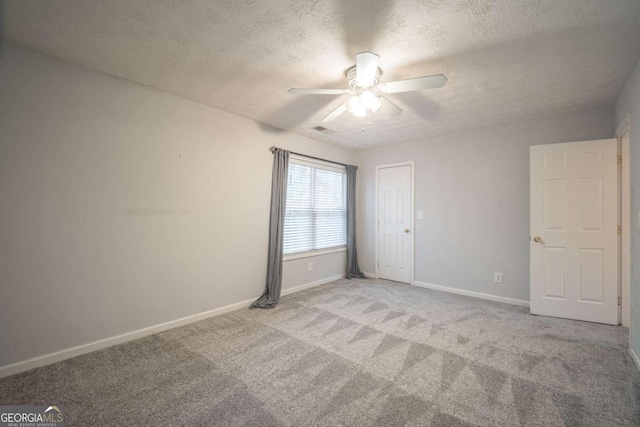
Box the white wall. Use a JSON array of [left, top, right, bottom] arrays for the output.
[[615, 57, 640, 362], [356, 107, 613, 302], [282, 251, 346, 289], [0, 43, 353, 368]]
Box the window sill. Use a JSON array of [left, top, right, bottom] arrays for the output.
[[283, 246, 346, 262]]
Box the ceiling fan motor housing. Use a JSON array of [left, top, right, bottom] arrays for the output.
[[346, 65, 381, 90]]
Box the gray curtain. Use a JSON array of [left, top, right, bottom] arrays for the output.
[[251, 148, 289, 308], [345, 165, 365, 279]]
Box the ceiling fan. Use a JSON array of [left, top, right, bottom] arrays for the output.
[[288, 52, 447, 123]]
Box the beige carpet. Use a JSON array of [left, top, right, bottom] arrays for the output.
[[1, 278, 639, 426]]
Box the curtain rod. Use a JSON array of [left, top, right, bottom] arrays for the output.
[[268, 146, 349, 167]]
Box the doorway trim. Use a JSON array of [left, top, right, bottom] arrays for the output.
[[374, 161, 415, 284], [616, 113, 631, 327]]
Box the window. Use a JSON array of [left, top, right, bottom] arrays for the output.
[[283, 156, 346, 255]]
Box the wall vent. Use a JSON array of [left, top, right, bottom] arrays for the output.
[[312, 126, 335, 134]]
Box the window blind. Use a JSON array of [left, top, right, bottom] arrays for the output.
[[283, 158, 346, 255]]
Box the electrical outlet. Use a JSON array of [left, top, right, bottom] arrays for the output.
[[417, 211, 424, 220], [308, 262, 313, 272], [494, 272, 503, 283]]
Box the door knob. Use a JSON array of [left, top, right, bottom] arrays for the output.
[[404, 229, 410, 233], [533, 236, 542, 243]]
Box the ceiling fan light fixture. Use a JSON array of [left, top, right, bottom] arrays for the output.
[[360, 91, 381, 113], [347, 95, 368, 117], [347, 95, 361, 110]]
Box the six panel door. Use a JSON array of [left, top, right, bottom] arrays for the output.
[[378, 165, 412, 283], [530, 139, 619, 325]]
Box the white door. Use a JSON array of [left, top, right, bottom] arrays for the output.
[[530, 139, 619, 325], [377, 164, 412, 283]]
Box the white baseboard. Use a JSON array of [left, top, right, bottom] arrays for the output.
[[631, 347, 640, 373], [0, 297, 254, 379], [0, 274, 343, 379], [363, 272, 377, 279], [413, 281, 530, 307]]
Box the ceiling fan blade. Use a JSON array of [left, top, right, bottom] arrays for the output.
[[288, 88, 350, 95], [379, 74, 447, 94], [356, 52, 380, 87], [321, 104, 348, 122], [379, 96, 402, 117]]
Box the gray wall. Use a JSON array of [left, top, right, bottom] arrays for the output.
[[355, 107, 614, 302], [615, 57, 640, 360], [0, 43, 353, 367]]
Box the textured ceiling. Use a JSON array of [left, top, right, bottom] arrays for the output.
[[3, 0, 640, 150]]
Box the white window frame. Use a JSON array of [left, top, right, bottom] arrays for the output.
[[282, 154, 347, 261]]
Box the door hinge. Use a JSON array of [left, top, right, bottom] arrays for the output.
[[618, 296, 622, 306], [618, 155, 622, 165], [618, 225, 621, 235]]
